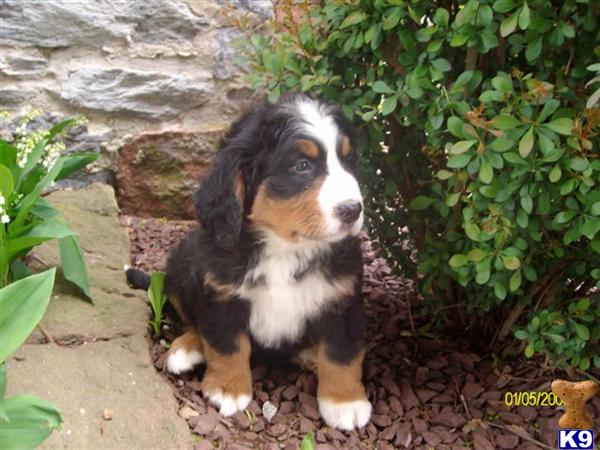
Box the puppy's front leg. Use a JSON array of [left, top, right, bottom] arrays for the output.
[[316, 340, 371, 430], [202, 333, 252, 416]]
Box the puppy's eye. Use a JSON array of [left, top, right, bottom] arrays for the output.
[[293, 159, 311, 173]]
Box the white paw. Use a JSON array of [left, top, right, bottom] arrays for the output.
[[318, 398, 372, 431], [166, 349, 204, 375], [205, 390, 252, 417]]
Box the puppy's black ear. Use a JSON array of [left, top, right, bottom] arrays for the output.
[[194, 146, 246, 250]]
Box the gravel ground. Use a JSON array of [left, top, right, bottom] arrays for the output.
[[121, 215, 600, 450]]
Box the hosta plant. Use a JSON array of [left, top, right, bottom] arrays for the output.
[[235, 0, 600, 370]]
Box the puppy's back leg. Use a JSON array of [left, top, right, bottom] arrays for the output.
[[166, 329, 205, 375]]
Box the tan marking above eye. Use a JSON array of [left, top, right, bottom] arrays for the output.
[[297, 139, 320, 158], [341, 135, 351, 158]]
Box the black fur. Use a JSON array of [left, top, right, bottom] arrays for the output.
[[131, 93, 367, 365]]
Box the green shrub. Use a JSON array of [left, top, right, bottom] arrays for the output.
[[236, 0, 600, 370]]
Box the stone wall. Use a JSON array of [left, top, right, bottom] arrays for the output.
[[0, 0, 272, 218]]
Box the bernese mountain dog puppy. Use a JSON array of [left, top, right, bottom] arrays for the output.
[[127, 92, 371, 430]]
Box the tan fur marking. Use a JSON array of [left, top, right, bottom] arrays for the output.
[[249, 178, 325, 241], [167, 328, 204, 357], [202, 334, 252, 398], [341, 135, 351, 158], [297, 139, 320, 158], [317, 342, 367, 403], [204, 272, 237, 299]]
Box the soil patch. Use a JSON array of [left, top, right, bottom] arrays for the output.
[[121, 215, 600, 450]]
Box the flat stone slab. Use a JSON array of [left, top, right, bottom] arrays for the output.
[[29, 183, 148, 342], [6, 183, 192, 449], [7, 336, 191, 449]]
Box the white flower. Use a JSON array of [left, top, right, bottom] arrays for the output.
[[1, 214, 10, 224]]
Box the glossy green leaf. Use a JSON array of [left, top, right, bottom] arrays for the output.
[[0, 268, 55, 363], [518, 3, 530, 30], [450, 140, 477, 154], [340, 11, 367, 29], [468, 248, 488, 262], [447, 154, 472, 169], [500, 12, 518, 37], [449, 254, 469, 268], [545, 118, 573, 135], [409, 196, 435, 210], [0, 393, 62, 449], [549, 164, 562, 183], [503, 255, 521, 270], [372, 80, 395, 94], [58, 236, 92, 302], [479, 159, 493, 183], [518, 127, 534, 158]]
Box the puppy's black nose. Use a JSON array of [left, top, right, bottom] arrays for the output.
[[335, 201, 362, 224]]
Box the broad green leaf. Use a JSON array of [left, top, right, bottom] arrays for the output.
[[381, 95, 398, 115], [495, 282, 507, 300], [549, 164, 562, 183], [55, 152, 98, 181], [300, 431, 316, 450], [493, 0, 517, 13], [433, 8, 449, 27], [567, 158, 589, 172], [372, 80, 395, 94], [503, 255, 521, 270], [58, 236, 92, 302], [0, 268, 55, 363], [581, 218, 600, 238], [340, 11, 367, 29], [590, 201, 600, 216], [410, 196, 435, 210], [525, 36, 542, 62], [0, 165, 14, 199], [479, 159, 493, 183], [494, 114, 521, 130], [0, 393, 62, 449], [518, 3, 530, 30], [574, 323, 590, 341], [515, 330, 528, 340], [554, 210, 578, 224], [446, 192, 460, 207], [518, 127, 534, 158], [447, 154, 472, 169], [500, 13, 518, 37], [521, 195, 533, 214], [447, 117, 466, 138], [468, 248, 488, 262], [450, 33, 469, 47], [464, 222, 480, 241], [509, 270, 522, 291], [591, 239, 600, 253], [431, 58, 451, 72], [436, 170, 454, 180], [450, 140, 476, 154], [21, 218, 74, 239], [491, 75, 513, 93], [476, 269, 490, 284], [544, 118, 573, 135], [449, 254, 468, 268], [490, 137, 513, 152]]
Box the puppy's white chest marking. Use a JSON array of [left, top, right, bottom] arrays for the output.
[[236, 233, 352, 348]]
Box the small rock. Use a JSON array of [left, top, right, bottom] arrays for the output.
[[399, 378, 420, 409], [423, 430, 442, 447], [496, 433, 519, 449], [416, 388, 437, 403], [178, 406, 199, 420], [462, 382, 485, 399], [431, 411, 467, 428], [193, 413, 219, 435], [194, 440, 214, 450], [325, 427, 347, 441], [298, 417, 314, 433], [413, 417, 428, 434], [102, 409, 113, 420], [268, 423, 287, 437], [381, 423, 399, 440], [232, 411, 250, 429], [374, 399, 390, 415], [389, 396, 404, 415], [282, 385, 298, 400], [262, 401, 278, 422], [371, 414, 392, 428], [299, 402, 320, 420]]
